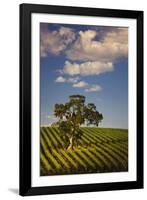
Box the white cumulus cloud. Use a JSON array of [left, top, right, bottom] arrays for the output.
[[73, 81, 102, 93], [73, 81, 88, 88], [55, 76, 79, 83], [47, 26, 128, 93], [41, 25, 75, 57], [55, 76, 66, 82], [62, 60, 113, 76], [85, 85, 102, 92], [65, 28, 128, 62], [67, 77, 80, 83], [55, 75, 102, 93]]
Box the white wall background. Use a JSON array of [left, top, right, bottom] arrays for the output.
[[0, 0, 146, 199]]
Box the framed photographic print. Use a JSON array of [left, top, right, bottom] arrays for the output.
[[19, 3, 143, 196]]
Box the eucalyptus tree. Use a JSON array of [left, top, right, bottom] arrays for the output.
[[54, 95, 103, 149]]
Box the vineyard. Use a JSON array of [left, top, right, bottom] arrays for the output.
[[40, 127, 128, 176]]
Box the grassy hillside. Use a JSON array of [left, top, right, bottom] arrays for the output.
[[40, 127, 128, 176]]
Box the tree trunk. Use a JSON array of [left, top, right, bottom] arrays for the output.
[[96, 122, 99, 127], [67, 136, 74, 150]]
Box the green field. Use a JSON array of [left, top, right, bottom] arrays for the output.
[[40, 127, 128, 176]]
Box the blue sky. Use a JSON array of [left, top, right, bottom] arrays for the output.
[[40, 23, 128, 128]]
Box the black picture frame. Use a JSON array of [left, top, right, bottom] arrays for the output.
[[19, 3, 144, 196]]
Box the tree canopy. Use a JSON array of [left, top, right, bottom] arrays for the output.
[[54, 94, 103, 149]]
